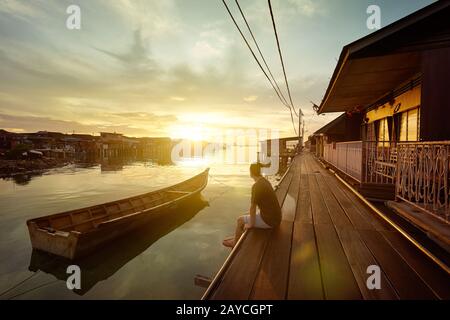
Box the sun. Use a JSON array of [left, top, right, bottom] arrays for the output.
[[169, 124, 209, 141]]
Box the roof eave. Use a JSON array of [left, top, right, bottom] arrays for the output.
[[317, 0, 450, 115]]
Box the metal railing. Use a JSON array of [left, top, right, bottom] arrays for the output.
[[396, 141, 450, 222], [362, 141, 397, 184], [323, 141, 362, 182], [323, 140, 450, 222]]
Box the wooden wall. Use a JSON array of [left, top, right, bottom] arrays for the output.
[[421, 47, 450, 141]]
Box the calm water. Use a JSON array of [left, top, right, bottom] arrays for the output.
[[0, 152, 273, 299]]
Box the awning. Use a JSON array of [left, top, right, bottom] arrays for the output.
[[318, 1, 450, 114]]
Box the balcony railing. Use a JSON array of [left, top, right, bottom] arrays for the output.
[[323, 141, 362, 182], [362, 141, 397, 184], [396, 142, 450, 222], [323, 140, 450, 222]]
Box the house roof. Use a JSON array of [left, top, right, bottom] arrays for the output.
[[314, 113, 346, 135], [318, 0, 450, 114], [261, 136, 299, 143]]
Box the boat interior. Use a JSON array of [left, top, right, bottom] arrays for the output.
[[28, 169, 209, 234]]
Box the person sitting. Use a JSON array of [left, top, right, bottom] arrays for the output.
[[222, 163, 282, 248]]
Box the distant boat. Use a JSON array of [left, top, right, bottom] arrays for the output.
[[27, 168, 209, 260]]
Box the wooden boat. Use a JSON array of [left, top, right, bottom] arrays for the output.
[[28, 197, 209, 295], [27, 168, 209, 260]]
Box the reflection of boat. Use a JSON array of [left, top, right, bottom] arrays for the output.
[[27, 169, 209, 260], [28, 197, 209, 295]]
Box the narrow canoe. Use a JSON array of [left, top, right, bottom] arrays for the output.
[[26, 168, 209, 260]]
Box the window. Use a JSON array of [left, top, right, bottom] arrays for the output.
[[378, 118, 390, 147], [399, 107, 420, 142]]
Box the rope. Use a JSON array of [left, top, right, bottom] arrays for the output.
[[7, 279, 60, 300], [0, 254, 59, 298], [0, 271, 41, 297]]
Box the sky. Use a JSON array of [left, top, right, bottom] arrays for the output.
[[0, 0, 436, 140]]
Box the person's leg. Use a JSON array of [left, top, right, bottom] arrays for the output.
[[234, 215, 246, 244], [253, 212, 272, 229], [223, 215, 246, 248]]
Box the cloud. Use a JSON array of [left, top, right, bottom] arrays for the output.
[[0, 0, 44, 21], [191, 40, 221, 59], [190, 27, 230, 64], [0, 112, 176, 137], [170, 97, 186, 102], [286, 0, 323, 17], [243, 96, 258, 102], [110, 112, 177, 123], [0, 0, 335, 138], [104, 0, 181, 39], [95, 29, 157, 72]]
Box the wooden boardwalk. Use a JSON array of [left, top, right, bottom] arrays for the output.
[[204, 153, 450, 300]]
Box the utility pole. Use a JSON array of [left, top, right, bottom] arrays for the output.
[[302, 120, 305, 150], [298, 108, 303, 152]]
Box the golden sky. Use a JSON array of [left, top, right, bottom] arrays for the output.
[[0, 0, 434, 140]]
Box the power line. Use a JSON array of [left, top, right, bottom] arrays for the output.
[[267, 0, 298, 118], [221, 0, 298, 135], [221, 0, 290, 111], [234, 0, 290, 109], [234, 0, 298, 136]]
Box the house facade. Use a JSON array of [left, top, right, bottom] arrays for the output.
[[316, 1, 450, 225]]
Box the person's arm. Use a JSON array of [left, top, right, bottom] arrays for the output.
[[247, 184, 257, 229]]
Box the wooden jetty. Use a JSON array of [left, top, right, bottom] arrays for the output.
[[203, 153, 450, 300]]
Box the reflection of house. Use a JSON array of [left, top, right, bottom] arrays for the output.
[[98, 133, 143, 160], [315, 2, 450, 240], [138, 137, 172, 164], [99, 132, 124, 159], [69, 134, 99, 159]]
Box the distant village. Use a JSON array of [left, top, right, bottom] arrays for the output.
[[0, 129, 174, 176]]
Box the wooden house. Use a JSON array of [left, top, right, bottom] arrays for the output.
[[313, 113, 363, 181], [316, 1, 450, 230]]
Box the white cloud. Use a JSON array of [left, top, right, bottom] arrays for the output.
[[287, 0, 321, 17], [170, 96, 186, 102], [0, 0, 333, 138], [0, 0, 46, 22], [243, 95, 258, 102], [190, 27, 231, 65], [104, 0, 181, 39], [191, 40, 221, 59]]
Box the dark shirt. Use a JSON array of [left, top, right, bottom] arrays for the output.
[[251, 177, 282, 227]]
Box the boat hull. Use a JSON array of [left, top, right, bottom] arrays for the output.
[[27, 169, 209, 260]]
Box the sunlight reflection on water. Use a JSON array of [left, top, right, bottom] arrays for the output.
[[0, 147, 276, 299]]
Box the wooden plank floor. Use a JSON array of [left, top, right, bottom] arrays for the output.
[[207, 153, 450, 300]]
